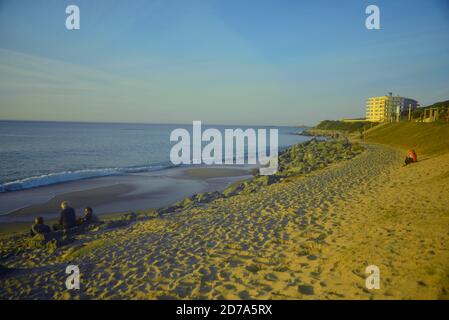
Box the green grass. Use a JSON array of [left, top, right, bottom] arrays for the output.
[[365, 122, 449, 155], [315, 120, 378, 133]]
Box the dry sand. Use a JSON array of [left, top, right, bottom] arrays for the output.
[[1, 144, 448, 299]]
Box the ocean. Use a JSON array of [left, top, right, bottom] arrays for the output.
[[0, 121, 308, 193]]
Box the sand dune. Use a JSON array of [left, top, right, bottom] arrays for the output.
[[1, 144, 449, 299]]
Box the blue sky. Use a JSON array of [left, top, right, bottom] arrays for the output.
[[0, 0, 448, 125]]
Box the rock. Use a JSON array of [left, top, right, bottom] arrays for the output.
[[222, 182, 245, 197], [158, 191, 223, 214], [255, 175, 279, 186], [194, 191, 221, 203], [123, 212, 137, 221]]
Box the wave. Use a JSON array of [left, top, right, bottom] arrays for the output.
[[0, 164, 175, 193]]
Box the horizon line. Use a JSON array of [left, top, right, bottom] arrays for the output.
[[0, 118, 312, 128]]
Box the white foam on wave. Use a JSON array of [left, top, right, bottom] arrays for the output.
[[0, 165, 173, 193]]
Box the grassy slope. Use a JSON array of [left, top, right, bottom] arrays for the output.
[[365, 122, 449, 156], [315, 120, 377, 133]]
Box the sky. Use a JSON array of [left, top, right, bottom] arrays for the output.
[[0, 0, 448, 126]]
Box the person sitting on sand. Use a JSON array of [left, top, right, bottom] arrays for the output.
[[30, 216, 51, 236], [78, 207, 99, 225], [53, 201, 77, 230], [404, 149, 418, 166]]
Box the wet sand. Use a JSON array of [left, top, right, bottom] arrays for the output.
[[0, 166, 252, 224]]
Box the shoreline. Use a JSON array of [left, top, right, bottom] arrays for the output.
[[1, 133, 449, 299], [0, 166, 252, 225], [0, 138, 360, 234]]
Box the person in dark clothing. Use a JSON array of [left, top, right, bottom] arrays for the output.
[[404, 149, 418, 166], [53, 201, 77, 230], [78, 207, 99, 225], [404, 156, 413, 165], [30, 216, 51, 236]]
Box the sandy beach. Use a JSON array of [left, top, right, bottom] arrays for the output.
[[2, 0, 449, 305], [1, 136, 448, 299]]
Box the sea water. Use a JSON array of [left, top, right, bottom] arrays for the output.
[[0, 121, 308, 192]]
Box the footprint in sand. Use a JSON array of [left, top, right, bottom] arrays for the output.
[[238, 290, 251, 299], [298, 284, 315, 295]]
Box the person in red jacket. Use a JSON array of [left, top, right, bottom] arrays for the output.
[[404, 149, 418, 166]]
